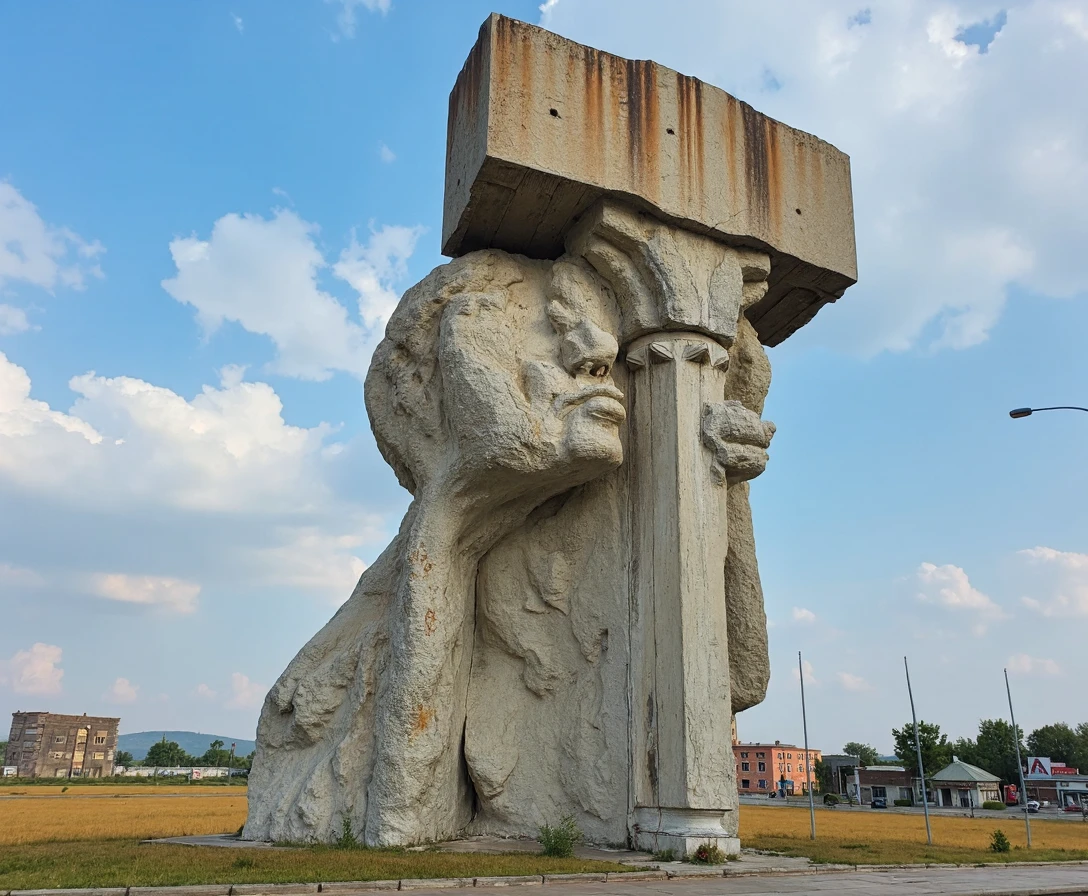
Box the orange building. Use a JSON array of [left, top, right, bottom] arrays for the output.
[[734, 741, 821, 796]]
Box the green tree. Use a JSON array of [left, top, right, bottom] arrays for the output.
[[146, 737, 191, 768], [813, 758, 833, 793], [1027, 723, 1079, 766], [972, 719, 1025, 784], [892, 721, 951, 777], [842, 742, 879, 766], [200, 739, 228, 767], [114, 750, 134, 767], [1075, 722, 1088, 772]]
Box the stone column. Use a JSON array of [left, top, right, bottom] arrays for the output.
[[625, 331, 738, 854]]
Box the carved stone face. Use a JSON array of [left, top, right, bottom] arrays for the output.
[[438, 262, 624, 491]]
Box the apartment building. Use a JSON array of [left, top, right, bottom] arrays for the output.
[[4, 711, 120, 778], [734, 740, 822, 795]]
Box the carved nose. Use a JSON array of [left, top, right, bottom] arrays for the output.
[[561, 319, 619, 379]]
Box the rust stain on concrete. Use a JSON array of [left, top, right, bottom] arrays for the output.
[[424, 608, 437, 636], [410, 704, 435, 737]]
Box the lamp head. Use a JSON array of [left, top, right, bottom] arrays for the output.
[[1009, 408, 1033, 419]]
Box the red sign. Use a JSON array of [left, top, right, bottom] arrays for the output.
[[1052, 765, 1079, 776]]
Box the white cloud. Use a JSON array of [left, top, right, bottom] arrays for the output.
[[837, 671, 874, 691], [0, 304, 32, 335], [792, 658, 818, 686], [327, 0, 390, 39], [91, 574, 201, 614], [539, 2, 1088, 355], [105, 676, 139, 703], [379, 143, 396, 164], [0, 563, 44, 589], [1, 643, 64, 695], [225, 672, 266, 710], [232, 12, 244, 33], [0, 351, 385, 610], [334, 223, 424, 329], [195, 683, 218, 700], [915, 561, 1008, 634], [1007, 653, 1061, 676], [1018, 546, 1088, 617], [162, 210, 421, 380], [0, 182, 104, 292], [792, 606, 817, 624]]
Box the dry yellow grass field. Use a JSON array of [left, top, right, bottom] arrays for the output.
[[0, 787, 248, 845], [742, 804, 1088, 864]]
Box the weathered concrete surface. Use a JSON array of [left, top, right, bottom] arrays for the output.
[[444, 14, 857, 345]]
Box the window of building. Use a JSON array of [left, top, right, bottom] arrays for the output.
[[92, 752, 105, 760], [741, 761, 750, 771], [740, 752, 748, 759], [787, 753, 793, 759], [758, 761, 766, 772], [758, 779, 768, 789], [787, 763, 792, 772], [94, 735, 106, 745], [872, 786, 887, 799], [741, 779, 750, 789], [756, 752, 765, 759], [23, 741, 34, 749], [778, 752, 784, 759], [49, 751, 64, 759], [54, 735, 66, 744]]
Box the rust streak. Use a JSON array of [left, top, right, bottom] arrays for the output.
[[410, 705, 435, 738]]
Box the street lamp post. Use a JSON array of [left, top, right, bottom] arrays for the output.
[[1009, 406, 1088, 418]]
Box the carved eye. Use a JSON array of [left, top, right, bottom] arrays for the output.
[[592, 364, 610, 378]]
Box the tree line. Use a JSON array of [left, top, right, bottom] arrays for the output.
[[836, 720, 1088, 785], [126, 737, 254, 771]]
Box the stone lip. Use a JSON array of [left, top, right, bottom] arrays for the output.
[[443, 14, 857, 347]]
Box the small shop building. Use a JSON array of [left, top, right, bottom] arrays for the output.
[[929, 759, 1001, 808]]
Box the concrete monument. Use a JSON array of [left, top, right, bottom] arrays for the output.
[[245, 14, 855, 855]]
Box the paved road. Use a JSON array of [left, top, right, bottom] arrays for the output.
[[402, 865, 1088, 896]]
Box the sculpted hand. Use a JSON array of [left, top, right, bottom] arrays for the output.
[[702, 400, 775, 484]]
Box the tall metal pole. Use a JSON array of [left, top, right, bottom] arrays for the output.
[[798, 652, 816, 840], [904, 657, 933, 846], [1005, 669, 1032, 848]]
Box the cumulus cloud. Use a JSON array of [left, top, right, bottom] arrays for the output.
[[105, 677, 139, 703], [915, 561, 1008, 634], [334, 223, 424, 329], [1018, 546, 1088, 617], [379, 143, 396, 164], [195, 683, 218, 700], [91, 574, 201, 614], [539, 1, 1088, 355], [232, 12, 244, 33], [837, 671, 874, 691], [0, 182, 104, 293], [225, 672, 266, 710], [0, 351, 380, 607], [161, 210, 421, 380], [0, 304, 32, 335], [1007, 653, 1061, 676], [326, 0, 390, 40], [1, 643, 64, 695], [792, 606, 817, 624]]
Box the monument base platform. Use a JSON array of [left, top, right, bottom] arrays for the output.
[[630, 808, 740, 857]]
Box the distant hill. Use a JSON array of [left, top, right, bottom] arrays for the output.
[[118, 731, 256, 760]]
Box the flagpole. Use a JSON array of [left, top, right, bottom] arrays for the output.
[[799, 652, 816, 840], [904, 656, 933, 846], [1005, 669, 1032, 848]]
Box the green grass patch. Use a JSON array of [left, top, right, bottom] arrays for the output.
[[0, 841, 636, 890]]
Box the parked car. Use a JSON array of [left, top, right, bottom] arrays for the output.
[[871, 797, 887, 809], [1020, 800, 1040, 814]]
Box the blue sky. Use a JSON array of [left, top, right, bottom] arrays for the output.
[[1, 0, 1086, 758]]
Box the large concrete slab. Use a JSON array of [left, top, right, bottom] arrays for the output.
[[443, 14, 857, 346]]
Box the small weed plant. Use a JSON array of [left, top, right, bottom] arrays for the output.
[[335, 817, 361, 850], [538, 815, 581, 858], [690, 841, 726, 864], [990, 829, 1011, 853], [652, 848, 677, 862]]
